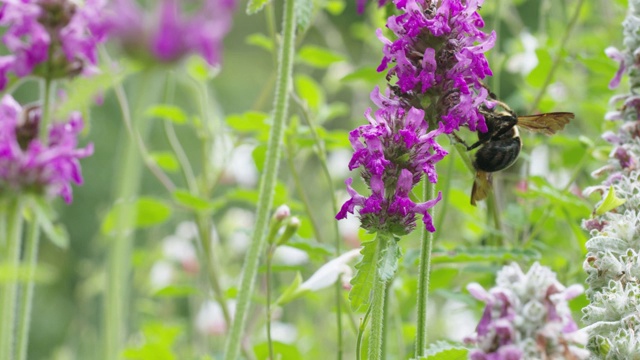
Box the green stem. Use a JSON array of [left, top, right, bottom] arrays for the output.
[[292, 96, 345, 358], [16, 206, 40, 360], [104, 73, 153, 360], [265, 248, 275, 360], [414, 180, 435, 357], [223, 0, 296, 356], [0, 198, 24, 360], [39, 78, 54, 142], [368, 234, 390, 360], [356, 306, 372, 360], [529, 0, 585, 113]]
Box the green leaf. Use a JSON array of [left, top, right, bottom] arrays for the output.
[[419, 341, 468, 359], [595, 185, 626, 215], [149, 152, 179, 173], [54, 63, 130, 121], [298, 45, 346, 68], [349, 239, 377, 312], [294, 74, 325, 110], [323, 0, 345, 14], [254, 341, 302, 360], [101, 197, 172, 234], [186, 56, 219, 81], [378, 238, 400, 282], [341, 66, 384, 84], [295, 0, 313, 31], [225, 112, 270, 134], [247, 0, 272, 14], [146, 105, 188, 124], [246, 33, 273, 52], [173, 189, 216, 212], [252, 144, 267, 172], [122, 323, 182, 360], [526, 49, 552, 88], [275, 272, 305, 305], [224, 182, 289, 208], [30, 198, 69, 248], [153, 285, 198, 298], [286, 238, 334, 259], [429, 247, 540, 264]]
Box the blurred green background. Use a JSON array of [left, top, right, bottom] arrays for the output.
[[11, 0, 629, 358]]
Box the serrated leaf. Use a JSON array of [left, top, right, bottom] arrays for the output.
[[149, 151, 179, 172], [419, 341, 469, 360], [247, 0, 272, 14], [246, 33, 273, 52], [146, 104, 188, 124], [595, 185, 626, 215], [101, 197, 172, 234], [429, 247, 540, 264], [349, 239, 377, 312], [298, 46, 346, 68], [30, 197, 69, 248], [275, 272, 305, 305], [295, 0, 313, 31], [378, 238, 400, 282]]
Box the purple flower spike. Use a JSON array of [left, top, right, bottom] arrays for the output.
[[337, 87, 445, 235], [377, 0, 494, 133], [0, 0, 108, 89], [465, 262, 588, 360], [0, 95, 93, 203], [106, 0, 235, 66]]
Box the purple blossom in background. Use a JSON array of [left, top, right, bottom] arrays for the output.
[[0, 0, 108, 90], [377, 0, 495, 133], [336, 88, 446, 234], [465, 262, 589, 360], [106, 0, 235, 66], [0, 95, 93, 203]]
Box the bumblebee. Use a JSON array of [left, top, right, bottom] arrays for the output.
[[460, 99, 574, 206]]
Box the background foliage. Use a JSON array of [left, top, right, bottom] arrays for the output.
[[17, 0, 629, 358]]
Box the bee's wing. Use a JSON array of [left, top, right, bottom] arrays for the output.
[[470, 171, 492, 206], [516, 112, 574, 135]]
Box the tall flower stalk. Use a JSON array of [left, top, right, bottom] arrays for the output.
[[0, 95, 93, 359], [222, 0, 295, 357], [581, 0, 640, 357], [336, 0, 494, 357]]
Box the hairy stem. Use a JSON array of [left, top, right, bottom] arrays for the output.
[[222, 0, 296, 356]]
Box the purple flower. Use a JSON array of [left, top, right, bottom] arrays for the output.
[[377, 0, 495, 133], [0, 95, 93, 203], [106, 0, 235, 66], [465, 263, 588, 360], [0, 0, 108, 89], [336, 88, 445, 234]]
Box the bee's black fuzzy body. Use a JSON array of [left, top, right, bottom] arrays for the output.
[[469, 111, 523, 173]]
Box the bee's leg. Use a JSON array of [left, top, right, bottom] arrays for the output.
[[465, 137, 491, 151], [449, 132, 478, 151]]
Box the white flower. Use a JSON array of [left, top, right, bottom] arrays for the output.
[[299, 248, 361, 292]]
